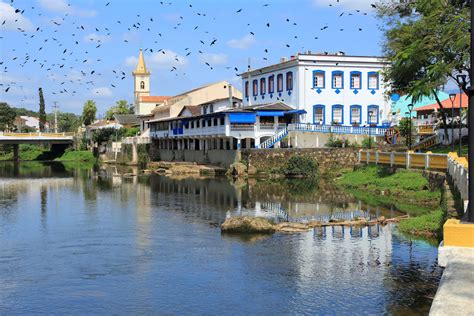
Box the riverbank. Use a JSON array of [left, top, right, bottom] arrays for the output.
[[0, 144, 95, 163], [336, 165, 446, 238]]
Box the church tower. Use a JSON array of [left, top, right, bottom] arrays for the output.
[[133, 49, 150, 115]]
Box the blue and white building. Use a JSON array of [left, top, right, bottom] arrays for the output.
[[241, 52, 391, 128]]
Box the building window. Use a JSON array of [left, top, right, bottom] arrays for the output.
[[260, 78, 266, 95], [313, 70, 325, 89], [313, 105, 325, 125], [350, 105, 362, 124], [277, 74, 283, 92], [196, 120, 200, 128], [268, 75, 275, 94], [220, 117, 225, 125], [140, 81, 145, 89], [252, 79, 258, 96], [350, 72, 361, 89], [245, 81, 249, 97], [332, 105, 344, 124], [332, 71, 343, 89], [286, 71, 293, 90], [368, 105, 379, 125], [368, 72, 379, 90], [209, 104, 214, 113]]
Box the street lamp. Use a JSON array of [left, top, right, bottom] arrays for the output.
[[407, 103, 414, 150], [449, 93, 457, 152], [368, 110, 373, 149], [457, 74, 467, 156]]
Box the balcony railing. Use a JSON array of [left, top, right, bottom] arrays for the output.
[[288, 123, 388, 136]]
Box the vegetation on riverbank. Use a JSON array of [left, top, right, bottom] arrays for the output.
[[55, 149, 95, 162], [0, 144, 48, 161], [337, 165, 445, 237]]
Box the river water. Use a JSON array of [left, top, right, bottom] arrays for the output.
[[0, 162, 442, 314]]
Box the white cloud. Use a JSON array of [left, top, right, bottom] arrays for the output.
[[312, 0, 374, 10], [91, 87, 113, 97], [83, 33, 111, 43], [199, 53, 228, 66], [125, 49, 188, 70], [37, 0, 96, 18], [227, 34, 256, 50], [0, 2, 34, 32]]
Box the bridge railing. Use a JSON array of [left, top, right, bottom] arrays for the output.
[[0, 132, 75, 138]]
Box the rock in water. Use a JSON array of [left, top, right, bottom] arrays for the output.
[[221, 216, 275, 234]]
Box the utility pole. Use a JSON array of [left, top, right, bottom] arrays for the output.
[[52, 102, 59, 133]]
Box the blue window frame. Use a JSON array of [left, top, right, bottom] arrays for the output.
[[331, 71, 344, 89], [277, 74, 283, 92], [368, 72, 379, 90], [367, 105, 379, 125], [350, 105, 362, 124], [260, 78, 266, 95], [286, 71, 293, 90], [312, 70, 325, 89], [331, 104, 344, 124], [268, 75, 275, 94], [350, 71, 362, 89], [313, 105, 325, 124], [252, 79, 258, 96]]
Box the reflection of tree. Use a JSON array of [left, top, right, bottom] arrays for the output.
[[40, 185, 47, 228]]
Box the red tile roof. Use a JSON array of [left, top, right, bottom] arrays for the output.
[[415, 92, 468, 111], [140, 95, 170, 103]]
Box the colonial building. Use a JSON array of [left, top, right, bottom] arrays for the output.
[[241, 52, 391, 127]]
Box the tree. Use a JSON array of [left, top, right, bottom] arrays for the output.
[[377, 0, 470, 138], [82, 100, 97, 126], [398, 117, 415, 147], [104, 100, 133, 120], [0, 102, 17, 132], [57, 113, 81, 132], [38, 87, 46, 132]]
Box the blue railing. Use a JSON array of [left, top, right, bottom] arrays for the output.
[[288, 123, 388, 136]]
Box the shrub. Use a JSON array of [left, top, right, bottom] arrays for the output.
[[326, 135, 350, 148], [282, 155, 318, 178], [361, 137, 372, 148]]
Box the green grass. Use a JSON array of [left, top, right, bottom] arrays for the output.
[[337, 165, 445, 238], [0, 144, 48, 161], [425, 144, 468, 156], [56, 150, 95, 162]]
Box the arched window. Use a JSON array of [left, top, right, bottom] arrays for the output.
[[368, 105, 379, 125], [277, 74, 283, 92], [252, 80, 258, 96], [260, 78, 266, 95], [350, 105, 362, 124], [268, 75, 275, 94], [313, 70, 325, 89], [245, 81, 249, 98], [332, 104, 344, 124], [286, 71, 293, 90], [140, 81, 145, 89], [332, 71, 344, 89], [350, 71, 362, 89], [368, 72, 379, 90], [313, 105, 325, 125]]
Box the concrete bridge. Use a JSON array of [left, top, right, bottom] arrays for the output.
[[0, 132, 74, 161]]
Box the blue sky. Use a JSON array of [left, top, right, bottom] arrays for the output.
[[0, 0, 380, 115]]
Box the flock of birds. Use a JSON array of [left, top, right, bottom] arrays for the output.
[[0, 0, 377, 108]]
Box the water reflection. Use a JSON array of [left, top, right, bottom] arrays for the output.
[[0, 162, 441, 314]]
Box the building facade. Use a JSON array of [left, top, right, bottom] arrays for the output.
[[241, 52, 391, 128]]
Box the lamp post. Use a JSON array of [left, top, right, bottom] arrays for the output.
[[457, 75, 467, 156], [466, 2, 473, 222], [407, 103, 414, 150], [368, 110, 373, 149], [449, 93, 457, 152]]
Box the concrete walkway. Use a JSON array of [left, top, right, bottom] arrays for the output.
[[430, 246, 474, 315]]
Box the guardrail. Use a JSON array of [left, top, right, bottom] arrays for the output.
[[447, 152, 469, 205], [122, 136, 151, 144], [0, 132, 75, 138]]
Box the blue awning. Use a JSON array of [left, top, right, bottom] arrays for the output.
[[286, 109, 307, 115], [257, 111, 285, 117], [229, 113, 256, 123]]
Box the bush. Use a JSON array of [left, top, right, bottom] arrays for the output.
[[361, 137, 372, 148], [124, 127, 139, 137], [282, 155, 318, 178], [326, 135, 350, 148]]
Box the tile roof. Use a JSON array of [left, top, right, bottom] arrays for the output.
[[415, 92, 468, 112], [113, 114, 140, 125], [140, 95, 171, 103]]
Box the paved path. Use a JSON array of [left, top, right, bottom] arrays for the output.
[[430, 247, 474, 315]]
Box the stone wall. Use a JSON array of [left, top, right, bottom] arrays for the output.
[[241, 148, 359, 172], [153, 148, 240, 167]]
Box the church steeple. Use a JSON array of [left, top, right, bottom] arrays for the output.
[[133, 49, 151, 115], [133, 48, 150, 75]]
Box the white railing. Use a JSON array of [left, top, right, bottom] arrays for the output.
[[447, 153, 469, 210], [122, 136, 150, 144], [259, 127, 288, 149], [288, 123, 389, 136]]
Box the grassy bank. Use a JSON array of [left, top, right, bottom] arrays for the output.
[[55, 150, 95, 162], [0, 144, 48, 161], [337, 165, 445, 237]]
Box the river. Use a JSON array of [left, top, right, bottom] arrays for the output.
[[0, 162, 442, 314]]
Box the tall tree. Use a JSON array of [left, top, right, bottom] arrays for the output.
[[82, 100, 97, 126], [0, 102, 17, 132], [38, 87, 46, 132], [377, 0, 470, 137], [104, 100, 133, 120]]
